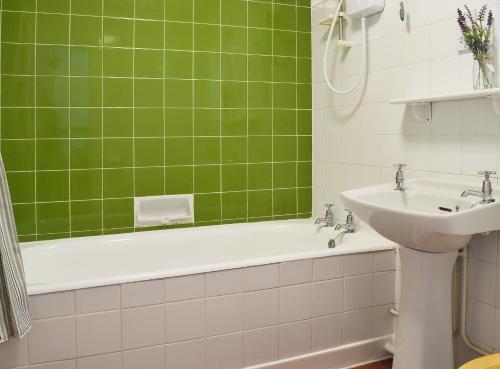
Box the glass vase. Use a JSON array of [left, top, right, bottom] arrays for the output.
[[473, 55, 494, 90]]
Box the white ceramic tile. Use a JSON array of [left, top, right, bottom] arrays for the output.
[[462, 135, 497, 176], [468, 259, 496, 306], [467, 299, 494, 347], [122, 305, 165, 350], [76, 353, 121, 369], [429, 135, 462, 174], [430, 19, 459, 60], [312, 314, 343, 351], [76, 311, 121, 357], [243, 327, 279, 367], [494, 308, 500, 351], [344, 275, 373, 311], [165, 299, 205, 343], [279, 260, 313, 286], [244, 288, 279, 330], [29, 360, 76, 369], [343, 253, 373, 277], [206, 294, 243, 336], [206, 333, 243, 369], [343, 308, 372, 344], [75, 286, 121, 314], [29, 291, 75, 320], [122, 346, 165, 369], [403, 26, 430, 65], [165, 339, 205, 369], [313, 279, 344, 317], [206, 269, 243, 297], [164, 274, 205, 303], [313, 256, 343, 281], [278, 320, 312, 359], [243, 264, 279, 292], [373, 250, 396, 272], [121, 280, 164, 309], [469, 232, 498, 263], [0, 336, 28, 369], [28, 317, 76, 364], [279, 284, 313, 323], [372, 305, 394, 337], [373, 272, 395, 306]]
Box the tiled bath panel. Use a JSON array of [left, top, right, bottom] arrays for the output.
[[0, 250, 396, 369]]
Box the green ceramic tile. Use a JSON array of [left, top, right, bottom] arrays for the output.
[[248, 136, 272, 163], [165, 109, 193, 136], [165, 50, 192, 79], [194, 109, 220, 136], [194, 52, 220, 80], [7, 172, 35, 203], [296, 0, 309, 6], [103, 198, 134, 228], [297, 110, 312, 135], [103, 0, 133, 17], [298, 135, 312, 161], [274, 162, 296, 188], [37, 202, 70, 234], [222, 81, 247, 108], [221, 53, 247, 81], [165, 22, 193, 50], [37, 108, 69, 138], [248, 163, 272, 190], [274, 57, 296, 83], [222, 137, 247, 164], [297, 57, 311, 83], [297, 187, 311, 213], [70, 77, 102, 107], [297, 84, 312, 109], [135, 79, 163, 108], [273, 188, 297, 215], [103, 138, 133, 167], [135, 49, 164, 78], [37, 76, 69, 107], [36, 171, 69, 202], [71, 16, 102, 46], [222, 26, 247, 54], [165, 0, 192, 21], [194, 165, 220, 193], [165, 137, 193, 165], [194, 137, 221, 164], [222, 109, 246, 136], [297, 161, 312, 187], [274, 4, 296, 31], [274, 109, 296, 135], [2, 43, 35, 75], [222, 164, 247, 192], [103, 48, 133, 77], [248, 1, 272, 28], [71, 200, 102, 231], [297, 7, 311, 32], [103, 18, 134, 47], [248, 28, 272, 55], [103, 78, 133, 107], [135, 167, 164, 196], [248, 82, 272, 108], [38, 0, 69, 13], [274, 136, 297, 162], [103, 168, 134, 198], [36, 139, 69, 170], [1, 108, 35, 139], [136, 0, 164, 20], [194, 80, 220, 108], [297, 32, 311, 57], [70, 139, 102, 169], [165, 79, 192, 107], [2, 12, 36, 43], [194, 24, 220, 52], [165, 166, 193, 195], [3, 0, 36, 11], [13, 204, 36, 236], [1, 140, 35, 171], [72, 0, 102, 16], [135, 109, 163, 137], [135, 20, 164, 49], [70, 170, 102, 200], [1, 76, 35, 107], [135, 138, 164, 166], [103, 108, 133, 137], [194, 0, 220, 24], [247, 108, 271, 134], [274, 30, 296, 57], [70, 46, 102, 76], [222, 191, 246, 219], [194, 193, 221, 222], [221, 0, 247, 26], [37, 13, 69, 44], [248, 55, 272, 82], [36, 45, 68, 76], [273, 83, 296, 109], [248, 190, 272, 217]]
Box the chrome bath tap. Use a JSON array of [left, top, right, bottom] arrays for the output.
[[315, 204, 335, 227], [335, 210, 356, 233], [394, 163, 407, 191], [461, 171, 496, 204]]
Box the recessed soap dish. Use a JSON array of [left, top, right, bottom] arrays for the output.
[[134, 194, 194, 227]]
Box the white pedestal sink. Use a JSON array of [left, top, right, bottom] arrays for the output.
[[341, 179, 500, 369]]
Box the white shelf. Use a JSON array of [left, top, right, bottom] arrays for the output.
[[390, 88, 500, 123]]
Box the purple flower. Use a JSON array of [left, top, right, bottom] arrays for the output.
[[487, 10, 494, 29]]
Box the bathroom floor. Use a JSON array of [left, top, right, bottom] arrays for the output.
[[352, 358, 393, 369]]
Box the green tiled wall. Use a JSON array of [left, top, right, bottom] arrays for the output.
[[0, 0, 312, 241]]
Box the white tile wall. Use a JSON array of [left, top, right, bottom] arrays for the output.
[[2, 251, 395, 369]]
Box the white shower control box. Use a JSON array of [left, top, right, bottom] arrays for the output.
[[134, 194, 194, 227], [346, 0, 384, 18]]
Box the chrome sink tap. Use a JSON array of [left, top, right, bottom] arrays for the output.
[[315, 204, 335, 227], [335, 210, 356, 233], [394, 163, 407, 191], [461, 171, 496, 204]]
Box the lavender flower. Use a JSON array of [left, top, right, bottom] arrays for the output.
[[457, 4, 494, 57]]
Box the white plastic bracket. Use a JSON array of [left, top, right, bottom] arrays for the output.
[[410, 102, 432, 124]]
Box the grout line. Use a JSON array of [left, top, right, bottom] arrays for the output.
[[33, 0, 38, 240], [68, 0, 72, 236], [191, 0, 195, 223], [100, 0, 105, 235], [219, 0, 223, 223]]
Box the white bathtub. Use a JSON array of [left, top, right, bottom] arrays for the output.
[[22, 220, 395, 295]]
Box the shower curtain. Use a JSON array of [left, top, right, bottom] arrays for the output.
[[0, 155, 31, 343]]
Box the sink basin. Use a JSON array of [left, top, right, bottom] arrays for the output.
[[340, 178, 500, 253]]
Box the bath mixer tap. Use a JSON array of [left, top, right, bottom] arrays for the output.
[[335, 210, 356, 233], [394, 163, 407, 191], [461, 171, 496, 204], [315, 204, 335, 227]]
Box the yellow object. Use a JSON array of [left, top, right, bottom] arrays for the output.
[[459, 354, 500, 369]]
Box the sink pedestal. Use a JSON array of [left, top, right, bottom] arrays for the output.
[[393, 247, 458, 369]]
